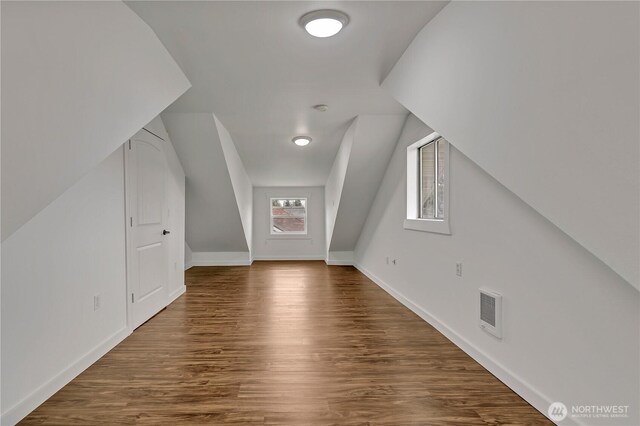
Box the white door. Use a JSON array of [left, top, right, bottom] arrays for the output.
[[126, 129, 169, 329]]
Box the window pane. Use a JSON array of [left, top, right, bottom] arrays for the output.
[[436, 138, 445, 219], [271, 198, 306, 233], [420, 142, 436, 219], [272, 217, 305, 233]]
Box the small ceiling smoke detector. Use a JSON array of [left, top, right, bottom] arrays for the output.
[[300, 10, 349, 38], [292, 136, 311, 146], [313, 104, 329, 112]]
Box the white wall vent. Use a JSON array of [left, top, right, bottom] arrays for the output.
[[479, 288, 502, 339]]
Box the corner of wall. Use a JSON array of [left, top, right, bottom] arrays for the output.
[[324, 118, 358, 253], [213, 114, 253, 253], [326, 251, 355, 266]]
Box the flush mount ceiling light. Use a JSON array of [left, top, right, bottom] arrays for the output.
[[313, 104, 329, 112], [300, 10, 349, 38], [292, 136, 312, 146]]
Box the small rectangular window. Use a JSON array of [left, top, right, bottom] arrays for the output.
[[405, 132, 450, 235], [419, 138, 446, 220], [270, 198, 307, 235]]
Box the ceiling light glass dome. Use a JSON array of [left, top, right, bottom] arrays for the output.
[[299, 10, 349, 38], [292, 136, 311, 146]]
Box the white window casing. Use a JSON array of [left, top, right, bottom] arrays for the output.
[[405, 132, 451, 235]]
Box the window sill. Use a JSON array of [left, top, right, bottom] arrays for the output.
[[267, 235, 310, 240], [404, 218, 451, 235]]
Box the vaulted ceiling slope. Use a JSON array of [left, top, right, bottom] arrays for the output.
[[214, 115, 253, 252], [326, 119, 358, 251], [162, 113, 251, 253], [384, 1, 640, 289], [126, 1, 447, 187], [1, 1, 190, 241], [326, 114, 407, 253]]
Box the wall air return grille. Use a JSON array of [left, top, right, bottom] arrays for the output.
[[479, 289, 502, 339]]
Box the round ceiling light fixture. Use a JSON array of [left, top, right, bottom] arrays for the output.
[[292, 136, 312, 147], [300, 10, 349, 38], [313, 104, 329, 112]]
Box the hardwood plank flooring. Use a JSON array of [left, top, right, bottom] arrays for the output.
[[21, 261, 551, 425]]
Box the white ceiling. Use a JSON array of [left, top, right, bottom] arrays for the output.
[[127, 1, 447, 186]]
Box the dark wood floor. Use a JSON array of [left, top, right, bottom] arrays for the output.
[[22, 261, 551, 425]]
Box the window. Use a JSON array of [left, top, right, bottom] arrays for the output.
[[405, 133, 450, 234], [420, 137, 446, 219], [270, 198, 307, 235]]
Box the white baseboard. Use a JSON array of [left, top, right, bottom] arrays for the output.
[[1, 327, 131, 426], [326, 259, 355, 266], [190, 251, 251, 266], [353, 263, 578, 426], [2, 282, 188, 425], [252, 254, 325, 261], [168, 285, 186, 304], [184, 261, 194, 270], [326, 251, 354, 266]]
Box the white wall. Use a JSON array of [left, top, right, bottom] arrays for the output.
[[185, 242, 193, 270], [215, 114, 253, 256], [253, 187, 325, 260], [1, 148, 129, 424], [325, 118, 357, 256], [324, 115, 407, 258], [1, 116, 187, 424], [189, 251, 251, 267], [162, 113, 249, 254], [355, 115, 640, 425], [1, 8, 3, 410], [383, 1, 640, 289], [329, 114, 406, 252], [1, 1, 190, 241]]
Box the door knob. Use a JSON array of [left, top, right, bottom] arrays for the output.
[[162, 230, 171, 235]]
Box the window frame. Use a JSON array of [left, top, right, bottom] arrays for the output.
[[270, 197, 308, 236], [404, 132, 451, 235]]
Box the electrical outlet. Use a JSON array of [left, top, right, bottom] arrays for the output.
[[456, 262, 463, 277], [93, 294, 101, 311]]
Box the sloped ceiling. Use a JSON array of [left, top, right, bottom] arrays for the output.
[[162, 113, 249, 253], [126, 1, 447, 187], [1, 1, 191, 241], [214, 115, 253, 252], [327, 114, 407, 252], [325, 118, 358, 251], [383, 1, 640, 289]]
